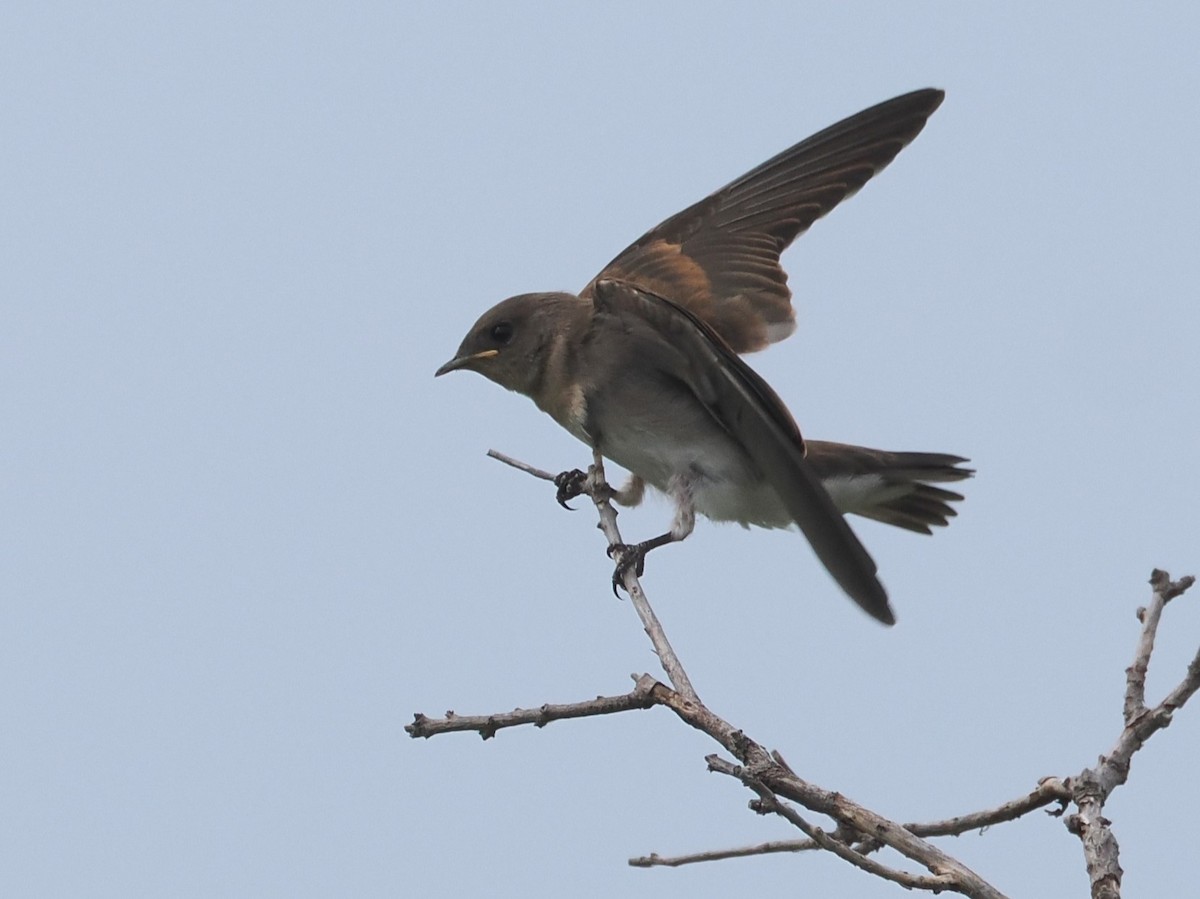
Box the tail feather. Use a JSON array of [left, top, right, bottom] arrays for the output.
[[804, 441, 974, 535]]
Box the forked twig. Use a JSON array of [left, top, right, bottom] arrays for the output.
[[410, 451, 1199, 899]]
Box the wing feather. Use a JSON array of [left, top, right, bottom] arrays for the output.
[[592, 279, 893, 624], [582, 89, 945, 354]]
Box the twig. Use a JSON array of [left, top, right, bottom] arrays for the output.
[[486, 448, 699, 701], [901, 777, 1072, 838], [486, 449, 557, 482], [706, 755, 961, 891], [1066, 569, 1196, 899], [647, 684, 1008, 898], [629, 838, 820, 868], [631, 777, 1072, 868], [585, 452, 698, 701], [427, 450, 1200, 898], [406, 674, 661, 740], [477, 448, 1006, 896]]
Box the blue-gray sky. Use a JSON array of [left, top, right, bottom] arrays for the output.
[[3, 3, 1198, 897]]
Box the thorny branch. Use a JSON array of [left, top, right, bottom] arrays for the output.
[[408, 452, 1198, 899]]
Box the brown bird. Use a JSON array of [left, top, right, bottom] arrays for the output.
[[436, 88, 970, 625]]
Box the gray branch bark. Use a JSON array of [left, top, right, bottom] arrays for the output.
[[408, 451, 1199, 899]]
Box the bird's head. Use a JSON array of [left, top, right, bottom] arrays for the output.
[[435, 292, 579, 397]]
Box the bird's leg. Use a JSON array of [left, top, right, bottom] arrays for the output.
[[556, 466, 642, 510], [609, 474, 696, 593]]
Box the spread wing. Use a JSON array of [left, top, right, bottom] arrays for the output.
[[582, 89, 945, 354], [591, 278, 893, 624]]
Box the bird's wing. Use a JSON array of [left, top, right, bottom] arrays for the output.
[[581, 89, 944, 354], [591, 279, 893, 625]]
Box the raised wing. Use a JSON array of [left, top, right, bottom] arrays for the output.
[[591, 279, 893, 624], [582, 89, 944, 354]]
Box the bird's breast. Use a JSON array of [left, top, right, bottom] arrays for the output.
[[586, 379, 790, 529], [538, 381, 591, 445]]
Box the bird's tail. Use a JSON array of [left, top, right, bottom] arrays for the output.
[[804, 441, 974, 534]]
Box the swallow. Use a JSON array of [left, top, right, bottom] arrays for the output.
[[437, 88, 970, 624]]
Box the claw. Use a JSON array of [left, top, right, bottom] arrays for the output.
[[607, 542, 646, 596], [553, 468, 587, 510]]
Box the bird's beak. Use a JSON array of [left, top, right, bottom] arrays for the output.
[[434, 349, 499, 377]]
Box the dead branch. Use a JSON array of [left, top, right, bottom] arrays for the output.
[[406, 674, 660, 740], [629, 777, 1071, 868], [411, 451, 1199, 899], [1065, 569, 1196, 899], [487, 448, 698, 700]]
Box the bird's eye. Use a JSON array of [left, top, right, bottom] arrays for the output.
[[489, 321, 514, 345]]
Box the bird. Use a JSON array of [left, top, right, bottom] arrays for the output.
[[435, 88, 971, 625]]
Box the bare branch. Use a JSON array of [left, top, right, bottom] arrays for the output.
[[756, 788, 959, 892], [585, 452, 699, 702], [901, 778, 1072, 838], [442, 452, 1200, 898], [471, 448, 1008, 895], [629, 838, 819, 868], [630, 777, 1071, 869], [406, 675, 660, 740], [704, 755, 967, 893], [644, 687, 1008, 897], [486, 448, 557, 482], [1150, 568, 1196, 603], [1066, 569, 1196, 899], [486, 448, 699, 701]]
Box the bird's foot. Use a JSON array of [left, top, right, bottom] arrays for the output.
[[553, 468, 588, 510], [607, 542, 647, 596]]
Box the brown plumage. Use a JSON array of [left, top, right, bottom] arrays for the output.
[[582, 89, 945, 353], [437, 89, 969, 625]]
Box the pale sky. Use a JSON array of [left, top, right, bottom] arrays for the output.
[[3, 3, 1198, 897]]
